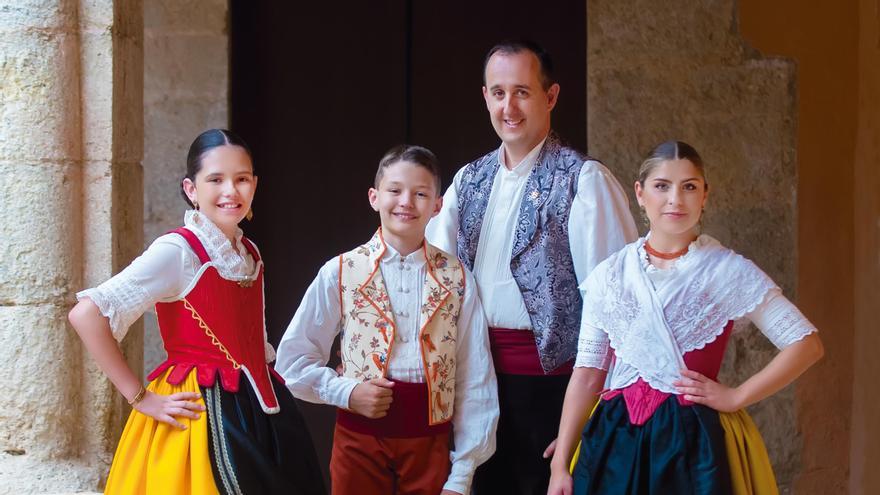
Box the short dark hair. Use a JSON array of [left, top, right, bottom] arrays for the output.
[[181, 129, 253, 207], [483, 39, 555, 90], [375, 145, 442, 193]]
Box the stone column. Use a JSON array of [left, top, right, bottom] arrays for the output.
[[586, 0, 799, 490], [142, 0, 228, 374], [0, 1, 143, 492]]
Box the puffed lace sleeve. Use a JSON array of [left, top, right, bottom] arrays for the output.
[[744, 288, 818, 349], [76, 235, 192, 342], [264, 342, 277, 363]]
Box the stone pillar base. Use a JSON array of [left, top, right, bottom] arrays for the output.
[[0, 453, 102, 494]]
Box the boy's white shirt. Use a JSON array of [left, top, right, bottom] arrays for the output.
[[276, 242, 499, 495]]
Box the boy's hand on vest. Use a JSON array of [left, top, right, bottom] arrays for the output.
[[349, 378, 395, 418], [134, 391, 206, 430]]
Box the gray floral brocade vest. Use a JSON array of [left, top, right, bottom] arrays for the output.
[[456, 133, 587, 373]]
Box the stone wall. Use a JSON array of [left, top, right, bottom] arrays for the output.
[[0, 1, 143, 492], [142, 0, 228, 373], [586, 0, 801, 490], [739, 0, 862, 492]]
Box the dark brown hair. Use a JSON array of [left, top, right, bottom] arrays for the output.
[[180, 129, 253, 207], [483, 39, 555, 91], [374, 145, 441, 193]]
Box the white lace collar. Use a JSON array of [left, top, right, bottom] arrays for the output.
[[582, 235, 777, 393], [183, 210, 258, 281]]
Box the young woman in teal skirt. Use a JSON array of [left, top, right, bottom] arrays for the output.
[[548, 141, 824, 495]]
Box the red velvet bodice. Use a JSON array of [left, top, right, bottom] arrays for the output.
[[147, 227, 280, 413]]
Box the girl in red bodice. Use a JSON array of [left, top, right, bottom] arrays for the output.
[[69, 129, 324, 495], [547, 141, 825, 495]]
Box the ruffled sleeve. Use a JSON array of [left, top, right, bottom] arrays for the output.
[[76, 235, 193, 341], [264, 341, 277, 363], [744, 288, 818, 349]]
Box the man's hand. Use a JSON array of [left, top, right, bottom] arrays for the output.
[[547, 466, 573, 495], [348, 378, 395, 418], [543, 437, 558, 458]]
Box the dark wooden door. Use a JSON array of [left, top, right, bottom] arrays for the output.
[[230, 1, 585, 488]]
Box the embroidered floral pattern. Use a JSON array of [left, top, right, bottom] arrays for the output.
[[575, 335, 612, 370], [339, 229, 464, 424], [341, 277, 394, 379], [582, 236, 783, 393]]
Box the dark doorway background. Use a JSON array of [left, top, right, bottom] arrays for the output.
[[230, 1, 585, 488]]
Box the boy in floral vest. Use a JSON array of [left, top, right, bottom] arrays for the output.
[[276, 145, 499, 495]]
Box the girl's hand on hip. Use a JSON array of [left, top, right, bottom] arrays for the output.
[[134, 391, 205, 429], [674, 369, 743, 413]]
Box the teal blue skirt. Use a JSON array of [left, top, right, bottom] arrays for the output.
[[572, 394, 732, 495]]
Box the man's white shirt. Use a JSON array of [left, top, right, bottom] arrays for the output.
[[426, 137, 639, 330]]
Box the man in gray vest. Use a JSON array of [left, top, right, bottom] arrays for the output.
[[426, 40, 637, 494]]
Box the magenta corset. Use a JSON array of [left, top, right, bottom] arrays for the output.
[[603, 321, 734, 425]]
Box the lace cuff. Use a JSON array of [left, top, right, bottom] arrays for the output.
[[575, 325, 612, 370], [77, 275, 153, 342], [747, 290, 818, 349]]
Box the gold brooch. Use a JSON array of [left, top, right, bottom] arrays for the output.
[[238, 279, 254, 288]]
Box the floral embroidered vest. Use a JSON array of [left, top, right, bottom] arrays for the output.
[[339, 229, 465, 425], [456, 132, 587, 373]]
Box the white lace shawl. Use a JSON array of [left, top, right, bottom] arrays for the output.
[[580, 235, 778, 393], [77, 211, 274, 362]]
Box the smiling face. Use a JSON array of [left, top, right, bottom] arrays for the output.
[[635, 158, 708, 238], [182, 144, 256, 238], [368, 160, 442, 254], [482, 50, 559, 164]]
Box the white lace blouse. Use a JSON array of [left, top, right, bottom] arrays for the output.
[[575, 235, 817, 393], [76, 211, 272, 360]]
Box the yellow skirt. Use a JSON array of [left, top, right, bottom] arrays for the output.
[[104, 369, 219, 495], [719, 409, 779, 495], [570, 405, 778, 495]]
